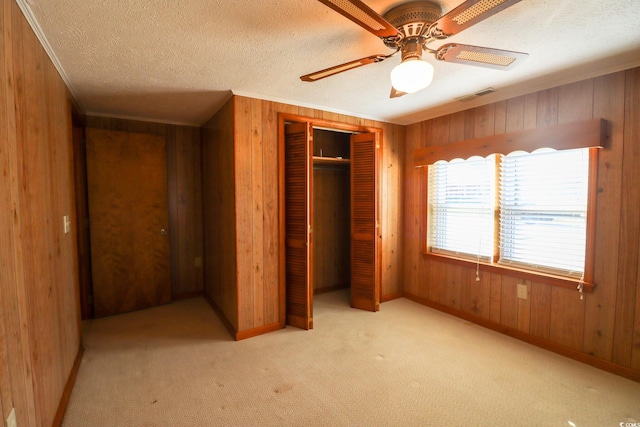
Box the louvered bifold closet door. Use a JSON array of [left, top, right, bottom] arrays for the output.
[[350, 132, 380, 311], [284, 122, 313, 329]]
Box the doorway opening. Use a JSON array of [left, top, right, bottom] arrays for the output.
[[312, 128, 351, 299]]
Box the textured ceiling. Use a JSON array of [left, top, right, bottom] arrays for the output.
[[20, 0, 640, 126]]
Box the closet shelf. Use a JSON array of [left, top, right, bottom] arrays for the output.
[[313, 156, 350, 165]]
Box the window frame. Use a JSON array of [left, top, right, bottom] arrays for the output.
[[415, 119, 605, 293]]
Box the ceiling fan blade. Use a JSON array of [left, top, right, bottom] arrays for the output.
[[429, 0, 523, 38], [300, 54, 387, 82], [390, 87, 407, 98], [435, 43, 528, 70], [317, 0, 400, 38]]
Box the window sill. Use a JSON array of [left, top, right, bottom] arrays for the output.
[[422, 252, 595, 293]]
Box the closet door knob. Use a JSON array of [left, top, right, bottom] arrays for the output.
[[160, 228, 168, 235]]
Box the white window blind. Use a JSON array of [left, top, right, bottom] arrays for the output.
[[428, 155, 496, 261], [498, 148, 589, 277]]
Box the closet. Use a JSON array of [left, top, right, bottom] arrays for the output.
[[313, 129, 351, 295], [282, 115, 381, 330]]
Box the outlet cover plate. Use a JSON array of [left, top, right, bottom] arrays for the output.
[[517, 283, 528, 300]]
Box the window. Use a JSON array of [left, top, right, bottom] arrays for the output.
[[415, 119, 605, 288], [427, 147, 591, 279], [499, 148, 589, 278], [428, 155, 496, 262]]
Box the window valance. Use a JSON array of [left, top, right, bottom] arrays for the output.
[[413, 118, 607, 167]]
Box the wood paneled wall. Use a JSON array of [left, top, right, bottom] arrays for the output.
[[313, 165, 351, 292], [85, 116, 204, 300], [201, 99, 239, 331], [201, 95, 404, 337], [0, 0, 81, 425], [403, 68, 640, 379]]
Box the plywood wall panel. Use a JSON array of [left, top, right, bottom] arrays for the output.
[[233, 96, 253, 330], [428, 260, 447, 305], [523, 93, 538, 130], [445, 112, 463, 144], [0, 3, 33, 422], [445, 264, 462, 309], [494, 100, 507, 134], [261, 101, 280, 323], [489, 273, 502, 324], [172, 125, 204, 298], [378, 122, 404, 298], [0, 285, 11, 427], [473, 104, 495, 138], [313, 169, 326, 291], [250, 97, 265, 328], [0, 1, 81, 425], [505, 95, 525, 133], [618, 68, 640, 369], [460, 269, 490, 320], [313, 166, 350, 292], [403, 123, 423, 298], [500, 276, 519, 330], [549, 287, 586, 351], [536, 87, 559, 128], [529, 281, 551, 340], [202, 98, 238, 332], [583, 72, 625, 360], [0, 4, 20, 414]]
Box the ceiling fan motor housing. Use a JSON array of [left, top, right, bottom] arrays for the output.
[[383, 1, 442, 42]]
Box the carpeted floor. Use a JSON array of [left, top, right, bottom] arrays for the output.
[[62, 290, 640, 426]]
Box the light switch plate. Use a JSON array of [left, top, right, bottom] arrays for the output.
[[63, 215, 71, 234]]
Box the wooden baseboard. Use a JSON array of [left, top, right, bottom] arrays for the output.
[[52, 345, 84, 427], [381, 292, 403, 302], [203, 294, 285, 340], [236, 322, 283, 341], [403, 292, 640, 383]]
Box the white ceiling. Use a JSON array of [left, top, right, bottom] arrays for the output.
[[19, 0, 640, 126]]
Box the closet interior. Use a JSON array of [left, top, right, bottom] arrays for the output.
[[312, 128, 352, 296]]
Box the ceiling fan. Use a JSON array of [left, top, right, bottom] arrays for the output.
[[301, 0, 528, 97]]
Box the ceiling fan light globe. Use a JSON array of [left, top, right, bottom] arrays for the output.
[[390, 59, 434, 94]]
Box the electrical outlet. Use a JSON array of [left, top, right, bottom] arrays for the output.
[[6, 408, 17, 427], [517, 283, 528, 300]]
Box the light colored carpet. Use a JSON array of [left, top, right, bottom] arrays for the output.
[[62, 290, 640, 426]]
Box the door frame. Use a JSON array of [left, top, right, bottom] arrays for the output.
[[278, 113, 383, 327]]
